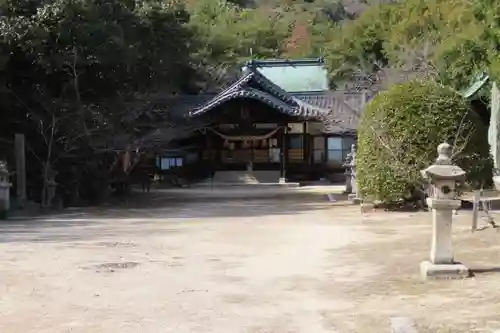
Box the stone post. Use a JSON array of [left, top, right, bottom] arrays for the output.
[[0, 161, 11, 218], [420, 142, 469, 280], [346, 144, 361, 204], [488, 81, 500, 190]]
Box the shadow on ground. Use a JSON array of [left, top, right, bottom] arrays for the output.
[[470, 267, 500, 275], [0, 188, 348, 244]]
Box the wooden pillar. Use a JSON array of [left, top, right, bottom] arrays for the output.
[[324, 134, 329, 163], [280, 125, 288, 182], [207, 132, 214, 177], [302, 121, 308, 163], [15, 133, 26, 209]]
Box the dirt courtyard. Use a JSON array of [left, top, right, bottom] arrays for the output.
[[1, 189, 500, 333]]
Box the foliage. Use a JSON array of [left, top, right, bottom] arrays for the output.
[[0, 0, 200, 204], [0, 0, 500, 205], [321, 0, 500, 91], [357, 80, 493, 203]]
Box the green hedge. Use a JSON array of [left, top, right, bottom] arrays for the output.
[[357, 80, 493, 203]]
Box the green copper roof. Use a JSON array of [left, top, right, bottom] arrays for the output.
[[189, 68, 329, 118], [242, 58, 329, 93], [463, 72, 490, 99]]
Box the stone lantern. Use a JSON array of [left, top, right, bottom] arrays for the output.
[[342, 146, 353, 194], [420, 142, 469, 279], [345, 144, 361, 204], [0, 160, 11, 215]]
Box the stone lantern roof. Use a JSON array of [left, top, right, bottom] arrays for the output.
[[421, 143, 466, 181]]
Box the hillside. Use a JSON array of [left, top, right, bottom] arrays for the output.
[[184, 0, 500, 93]]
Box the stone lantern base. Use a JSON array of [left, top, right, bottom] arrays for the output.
[[348, 193, 361, 205], [420, 261, 470, 280]]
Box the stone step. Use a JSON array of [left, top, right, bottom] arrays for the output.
[[211, 171, 281, 184]]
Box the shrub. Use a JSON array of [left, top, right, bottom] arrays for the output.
[[357, 80, 493, 203]]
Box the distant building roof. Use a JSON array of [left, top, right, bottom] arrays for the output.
[[241, 57, 329, 93], [145, 57, 371, 137]]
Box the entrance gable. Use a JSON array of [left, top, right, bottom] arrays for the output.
[[188, 67, 329, 119]]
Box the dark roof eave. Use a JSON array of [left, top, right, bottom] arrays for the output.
[[244, 57, 325, 67], [189, 88, 328, 119]]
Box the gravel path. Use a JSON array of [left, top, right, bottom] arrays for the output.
[[0, 192, 373, 333], [1, 190, 500, 332]]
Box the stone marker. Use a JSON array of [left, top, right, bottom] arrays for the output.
[[390, 316, 418, 333], [0, 161, 11, 218], [471, 190, 480, 232], [420, 143, 469, 280]]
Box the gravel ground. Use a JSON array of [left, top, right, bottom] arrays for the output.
[[1, 189, 500, 333]]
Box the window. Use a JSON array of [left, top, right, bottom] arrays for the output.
[[327, 137, 350, 164], [159, 157, 183, 170], [313, 136, 325, 163], [288, 135, 303, 149]]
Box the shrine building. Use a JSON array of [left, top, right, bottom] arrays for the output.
[[155, 57, 367, 183]]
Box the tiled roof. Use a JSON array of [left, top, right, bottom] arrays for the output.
[[191, 88, 303, 117], [164, 91, 366, 134], [187, 68, 329, 119], [295, 92, 366, 134], [167, 94, 215, 119], [160, 61, 371, 135]]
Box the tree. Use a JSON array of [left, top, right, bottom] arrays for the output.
[[321, 0, 500, 91], [0, 0, 199, 204], [356, 80, 493, 204]]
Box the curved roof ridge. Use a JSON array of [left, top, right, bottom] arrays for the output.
[[244, 57, 325, 67], [189, 87, 297, 117]]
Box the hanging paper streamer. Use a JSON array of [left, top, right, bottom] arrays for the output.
[[208, 127, 282, 141]]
